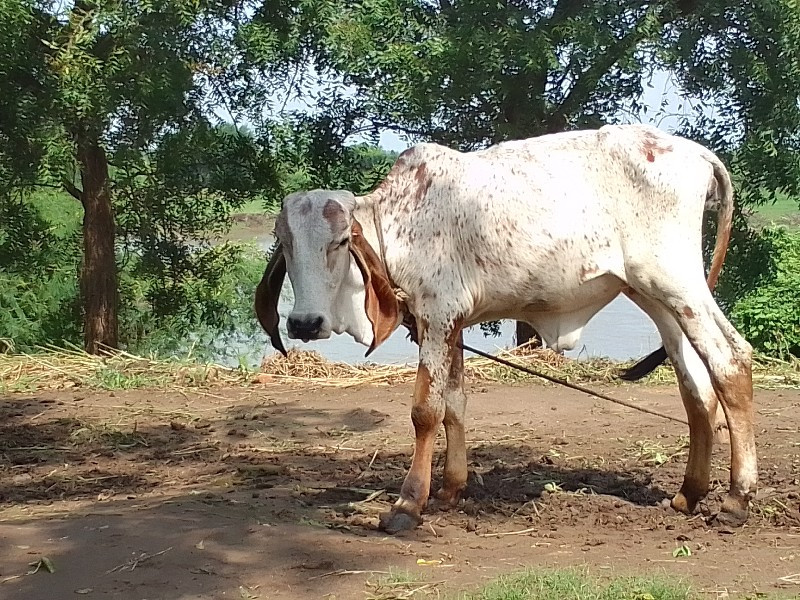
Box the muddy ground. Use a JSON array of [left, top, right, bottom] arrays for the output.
[[1, 380, 800, 599]]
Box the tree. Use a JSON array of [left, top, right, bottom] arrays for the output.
[[265, 116, 399, 201], [0, 0, 275, 353], [247, 0, 800, 346]]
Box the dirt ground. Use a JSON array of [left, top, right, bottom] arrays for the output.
[[2, 379, 800, 600]]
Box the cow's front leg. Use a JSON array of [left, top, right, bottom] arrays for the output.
[[379, 323, 454, 534]]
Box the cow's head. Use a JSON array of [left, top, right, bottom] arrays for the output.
[[255, 190, 400, 357]]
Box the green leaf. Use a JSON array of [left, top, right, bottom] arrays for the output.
[[672, 544, 691, 558]]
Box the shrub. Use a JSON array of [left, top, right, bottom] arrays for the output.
[[728, 228, 800, 358]]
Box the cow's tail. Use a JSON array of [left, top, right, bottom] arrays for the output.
[[619, 151, 734, 382]]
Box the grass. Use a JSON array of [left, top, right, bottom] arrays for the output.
[[458, 569, 693, 600], [750, 193, 799, 229], [0, 344, 251, 393], [454, 568, 800, 600], [235, 198, 273, 215]]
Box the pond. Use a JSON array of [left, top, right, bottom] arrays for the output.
[[223, 234, 662, 368]]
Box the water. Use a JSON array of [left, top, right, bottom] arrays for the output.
[[260, 288, 659, 366], [230, 234, 662, 367]]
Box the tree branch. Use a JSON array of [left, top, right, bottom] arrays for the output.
[[62, 178, 84, 203], [496, 0, 589, 139], [551, 2, 692, 128]]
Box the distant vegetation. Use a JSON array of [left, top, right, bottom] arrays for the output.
[[1, 0, 798, 359]]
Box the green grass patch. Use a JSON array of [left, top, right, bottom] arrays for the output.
[[87, 366, 163, 390], [366, 570, 436, 600], [459, 569, 692, 600], [455, 568, 800, 600], [234, 198, 273, 215], [750, 193, 799, 229]]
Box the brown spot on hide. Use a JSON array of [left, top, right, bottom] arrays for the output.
[[411, 162, 432, 206], [641, 130, 673, 162], [683, 306, 695, 318], [322, 198, 347, 232], [374, 147, 433, 211]]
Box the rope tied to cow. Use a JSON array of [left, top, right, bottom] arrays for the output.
[[396, 298, 687, 426], [458, 342, 688, 426]]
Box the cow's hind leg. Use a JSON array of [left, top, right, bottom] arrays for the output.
[[435, 331, 468, 506], [379, 321, 456, 534], [627, 274, 757, 526], [625, 291, 719, 512]]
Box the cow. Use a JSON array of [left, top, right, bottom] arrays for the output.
[[255, 124, 756, 534]]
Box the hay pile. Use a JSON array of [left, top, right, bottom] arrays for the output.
[[0, 345, 245, 392], [1, 343, 795, 393], [258, 345, 800, 389], [258, 344, 677, 387], [259, 349, 416, 387], [753, 354, 800, 388]]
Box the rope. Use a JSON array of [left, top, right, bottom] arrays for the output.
[[458, 342, 688, 426]]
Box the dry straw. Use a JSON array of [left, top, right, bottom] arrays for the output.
[[0, 344, 247, 392], [0, 342, 797, 392]]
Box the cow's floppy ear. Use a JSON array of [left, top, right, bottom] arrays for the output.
[[349, 220, 400, 356], [254, 243, 288, 357]]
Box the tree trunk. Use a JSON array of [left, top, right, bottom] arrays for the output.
[[515, 321, 542, 348], [78, 138, 118, 354]]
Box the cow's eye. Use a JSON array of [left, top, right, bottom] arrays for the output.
[[335, 237, 349, 248]]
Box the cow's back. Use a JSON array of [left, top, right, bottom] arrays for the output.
[[376, 125, 714, 321]]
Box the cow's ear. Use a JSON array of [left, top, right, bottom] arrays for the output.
[[349, 220, 399, 356], [254, 243, 288, 357]]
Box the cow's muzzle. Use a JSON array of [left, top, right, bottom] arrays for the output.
[[286, 314, 329, 342]]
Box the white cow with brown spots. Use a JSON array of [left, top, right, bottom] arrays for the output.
[[255, 124, 756, 534]]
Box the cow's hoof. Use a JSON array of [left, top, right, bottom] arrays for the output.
[[670, 491, 698, 515], [713, 496, 749, 529], [433, 487, 463, 508], [378, 508, 423, 534]]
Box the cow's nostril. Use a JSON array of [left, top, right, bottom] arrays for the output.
[[287, 315, 325, 339]]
